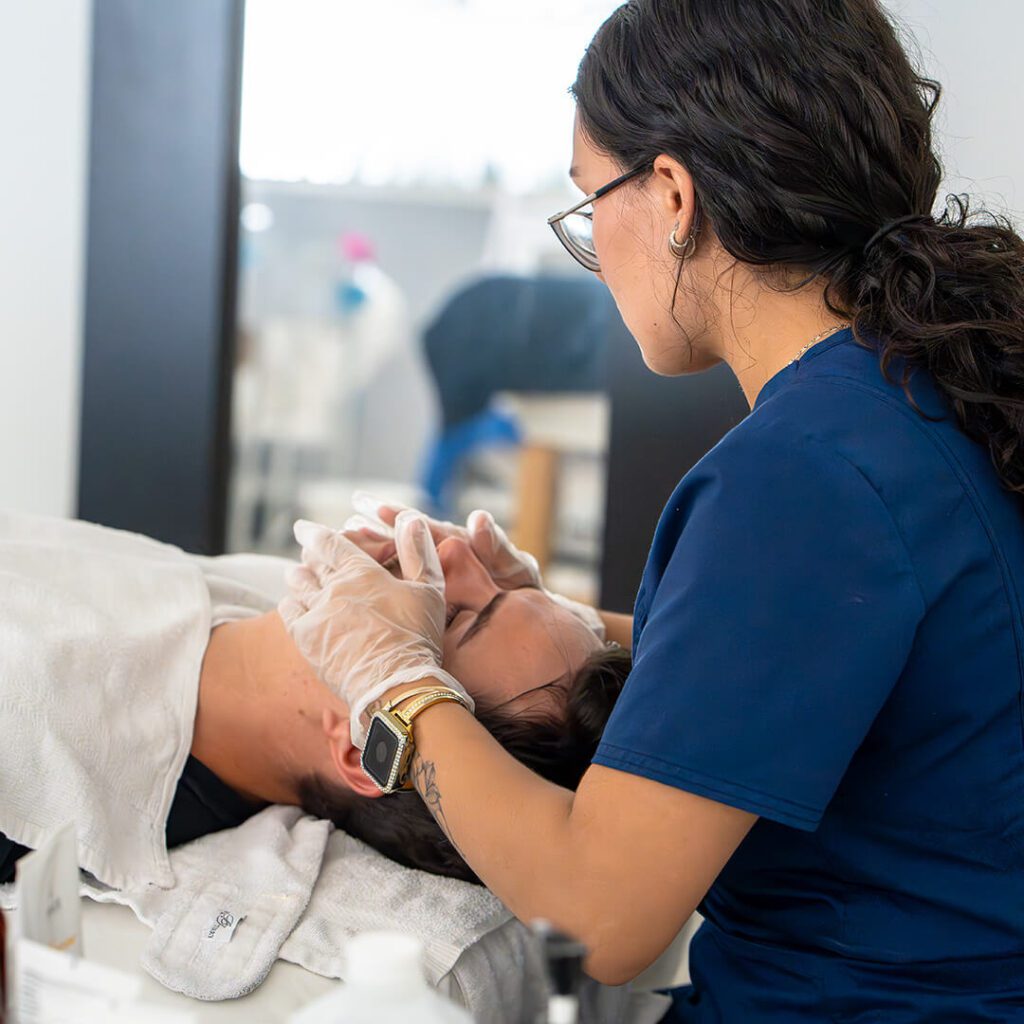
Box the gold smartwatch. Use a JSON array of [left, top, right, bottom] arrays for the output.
[[360, 686, 470, 794]]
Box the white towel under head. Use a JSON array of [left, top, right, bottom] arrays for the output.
[[0, 807, 669, 1023], [279, 826, 669, 1021], [75, 807, 518, 1006]]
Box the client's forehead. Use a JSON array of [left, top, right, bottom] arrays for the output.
[[379, 548, 601, 710], [443, 588, 601, 714]]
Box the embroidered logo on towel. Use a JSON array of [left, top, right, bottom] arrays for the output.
[[203, 909, 244, 947]]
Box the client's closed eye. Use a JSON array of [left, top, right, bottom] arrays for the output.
[[455, 592, 508, 649], [445, 583, 540, 636]]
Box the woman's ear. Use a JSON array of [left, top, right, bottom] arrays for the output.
[[322, 709, 384, 799], [652, 153, 695, 226]]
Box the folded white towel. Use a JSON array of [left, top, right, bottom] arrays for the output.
[[84, 806, 332, 1001]]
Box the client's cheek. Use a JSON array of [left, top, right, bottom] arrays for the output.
[[439, 633, 460, 673]]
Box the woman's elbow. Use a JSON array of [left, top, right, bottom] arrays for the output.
[[584, 953, 641, 988], [580, 923, 663, 987]]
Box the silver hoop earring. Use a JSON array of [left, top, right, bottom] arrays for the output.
[[668, 222, 697, 260]]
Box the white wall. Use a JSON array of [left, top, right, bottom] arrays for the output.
[[886, 0, 1023, 221], [0, 1, 92, 518]]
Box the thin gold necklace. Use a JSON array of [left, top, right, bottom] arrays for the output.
[[790, 321, 851, 364]]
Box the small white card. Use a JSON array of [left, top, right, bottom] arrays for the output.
[[14, 822, 82, 957], [15, 938, 196, 1023]]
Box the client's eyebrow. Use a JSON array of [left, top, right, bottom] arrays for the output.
[[456, 591, 508, 650]]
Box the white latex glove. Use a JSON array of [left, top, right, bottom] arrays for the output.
[[279, 510, 473, 748], [346, 491, 606, 640]]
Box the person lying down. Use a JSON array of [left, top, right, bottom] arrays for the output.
[[0, 512, 630, 887]]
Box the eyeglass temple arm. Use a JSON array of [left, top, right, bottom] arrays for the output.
[[548, 163, 648, 225]]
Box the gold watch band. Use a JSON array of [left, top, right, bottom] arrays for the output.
[[394, 689, 470, 729], [382, 685, 444, 713], [375, 687, 470, 792]]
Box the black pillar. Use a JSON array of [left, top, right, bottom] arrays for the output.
[[599, 326, 749, 614], [78, 0, 244, 554]]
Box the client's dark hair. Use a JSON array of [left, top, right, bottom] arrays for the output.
[[297, 643, 631, 884]]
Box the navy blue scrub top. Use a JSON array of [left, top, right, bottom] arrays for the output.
[[593, 327, 1024, 1022]]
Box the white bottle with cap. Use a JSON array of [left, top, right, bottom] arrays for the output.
[[288, 930, 474, 1023]]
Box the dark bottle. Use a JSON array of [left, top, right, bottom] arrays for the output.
[[0, 906, 6, 1022], [531, 919, 586, 1024]]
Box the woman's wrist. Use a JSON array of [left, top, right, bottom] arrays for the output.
[[365, 677, 463, 722], [599, 610, 634, 648]]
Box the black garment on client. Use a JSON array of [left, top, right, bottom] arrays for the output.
[[0, 756, 264, 884]]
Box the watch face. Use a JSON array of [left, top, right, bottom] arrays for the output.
[[362, 716, 406, 791]]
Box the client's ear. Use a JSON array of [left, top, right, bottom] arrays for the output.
[[321, 709, 384, 799]]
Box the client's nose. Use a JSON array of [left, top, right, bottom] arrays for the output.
[[437, 535, 471, 565], [438, 536, 497, 607], [437, 536, 478, 580]]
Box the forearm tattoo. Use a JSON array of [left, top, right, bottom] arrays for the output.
[[362, 693, 463, 856], [410, 753, 464, 857]]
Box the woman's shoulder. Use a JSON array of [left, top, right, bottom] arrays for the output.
[[650, 395, 893, 564], [662, 354, 1017, 574], [655, 359, 965, 547], [705, 354, 958, 490], [687, 378, 887, 487]]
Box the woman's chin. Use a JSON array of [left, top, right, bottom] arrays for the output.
[[637, 339, 720, 377]]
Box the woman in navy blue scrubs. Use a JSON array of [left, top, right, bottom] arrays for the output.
[[282, 1, 1024, 1019]]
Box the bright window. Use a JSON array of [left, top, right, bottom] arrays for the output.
[[240, 0, 620, 193]]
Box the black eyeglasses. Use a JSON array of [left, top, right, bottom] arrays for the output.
[[547, 164, 648, 272]]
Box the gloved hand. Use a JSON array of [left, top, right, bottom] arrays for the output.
[[344, 492, 539, 588], [279, 510, 474, 748], [344, 492, 606, 640]]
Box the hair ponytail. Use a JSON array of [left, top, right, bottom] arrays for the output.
[[832, 193, 1024, 493], [572, 0, 1024, 494]]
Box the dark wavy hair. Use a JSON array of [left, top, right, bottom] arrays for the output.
[[298, 643, 631, 883], [571, 0, 1024, 493]]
